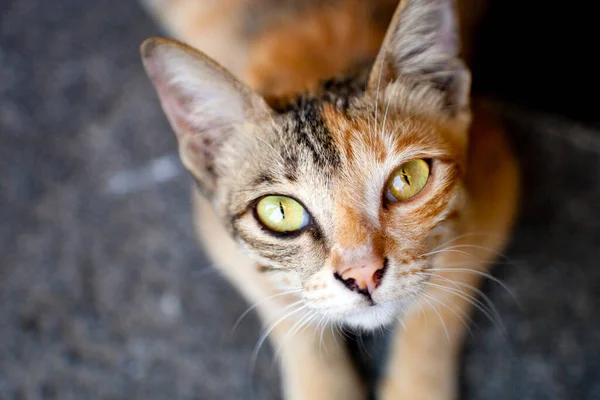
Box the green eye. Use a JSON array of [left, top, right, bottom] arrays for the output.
[[256, 196, 310, 233], [385, 159, 430, 202]]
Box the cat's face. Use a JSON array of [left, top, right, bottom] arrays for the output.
[[225, 92, 468, 329], [142, 0, 471, 329]]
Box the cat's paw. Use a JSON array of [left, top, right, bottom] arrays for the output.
[[377, 377, 455, 400], [286, 375, 366, 400]]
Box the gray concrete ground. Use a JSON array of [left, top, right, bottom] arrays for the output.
[[1, 1, 599, 399]]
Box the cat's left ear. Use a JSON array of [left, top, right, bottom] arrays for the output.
[[140, 37, 272, 193], [368, 0, 470, 114]]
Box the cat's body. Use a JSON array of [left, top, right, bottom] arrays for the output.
[[141, 0, 519, 399]]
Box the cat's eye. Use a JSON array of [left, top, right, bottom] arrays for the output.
[[256, 196, 310, 233], [385, 159, 430, 203]]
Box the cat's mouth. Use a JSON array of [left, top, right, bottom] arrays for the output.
[[339, 268, 431, 329], [300, 261, 432, 330], [342, 300, 410, 330]]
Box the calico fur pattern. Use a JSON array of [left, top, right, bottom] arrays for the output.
[[140, 0, 519, 399]]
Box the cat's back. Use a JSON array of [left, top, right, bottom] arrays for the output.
[[239, 0, 398, 95], [142, 0, 398, 93]]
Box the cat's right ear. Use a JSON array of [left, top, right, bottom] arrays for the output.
[[367, 0, 470, 115], [140, 38, 272, 193]]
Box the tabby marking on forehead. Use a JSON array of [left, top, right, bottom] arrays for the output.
[[140, 0, 519, 395], [282, 98, 340, 171]]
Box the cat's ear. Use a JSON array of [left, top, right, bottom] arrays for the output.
[[368, 0, 470, 113], [140, 37, 272, 193]]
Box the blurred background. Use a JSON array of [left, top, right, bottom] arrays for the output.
[[1, 0, 599, 399]]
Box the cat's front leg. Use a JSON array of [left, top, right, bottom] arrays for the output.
[[378, 271, 483, 400], [266, 312, 366, 400]]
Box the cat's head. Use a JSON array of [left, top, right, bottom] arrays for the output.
[[142, 0, 472, 329]]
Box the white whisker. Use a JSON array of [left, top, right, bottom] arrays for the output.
[[421, 290, 474, 337], [422, 248, 477, 259], [250, 303, 309, 371], [427, 267, 518, 301], [422, 280, 504, 335], [419, 293, 452, 342], [373, 51, 386, 138], [419, 271, 506, 333], [272, 309, 317, 365], [231, 289, 304, 334]]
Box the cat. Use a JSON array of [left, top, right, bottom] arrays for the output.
[[140, 0, 519, 398]]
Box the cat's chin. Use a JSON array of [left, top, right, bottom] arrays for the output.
[[341, 301, 406, 331]]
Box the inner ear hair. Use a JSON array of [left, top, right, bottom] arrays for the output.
[[368, 0, 471, 113], [140, 37, 273, 193]]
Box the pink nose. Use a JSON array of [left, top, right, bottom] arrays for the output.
[[337, 259, 386, 295]]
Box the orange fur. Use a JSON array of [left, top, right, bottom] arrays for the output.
[[244, 0, 390, 95], [141, 1, 518, 399]]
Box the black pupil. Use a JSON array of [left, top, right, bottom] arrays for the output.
[[402, 168, 411, 185], [279, 202, 285, 219]]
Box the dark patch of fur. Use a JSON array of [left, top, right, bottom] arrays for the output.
[[241, 237, 301, 262], [369, 0, 398, 31], [284, 170, 298, 183], [282, 152, 299, 181], [265, 70, 371, 173], [252, 172, 276, 186], [308, 225, 327, 248], [269, 67, 369, 114], [319, 70, 369, 112], [289, 97, 340, 170], [256, 263, 285, 273]]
